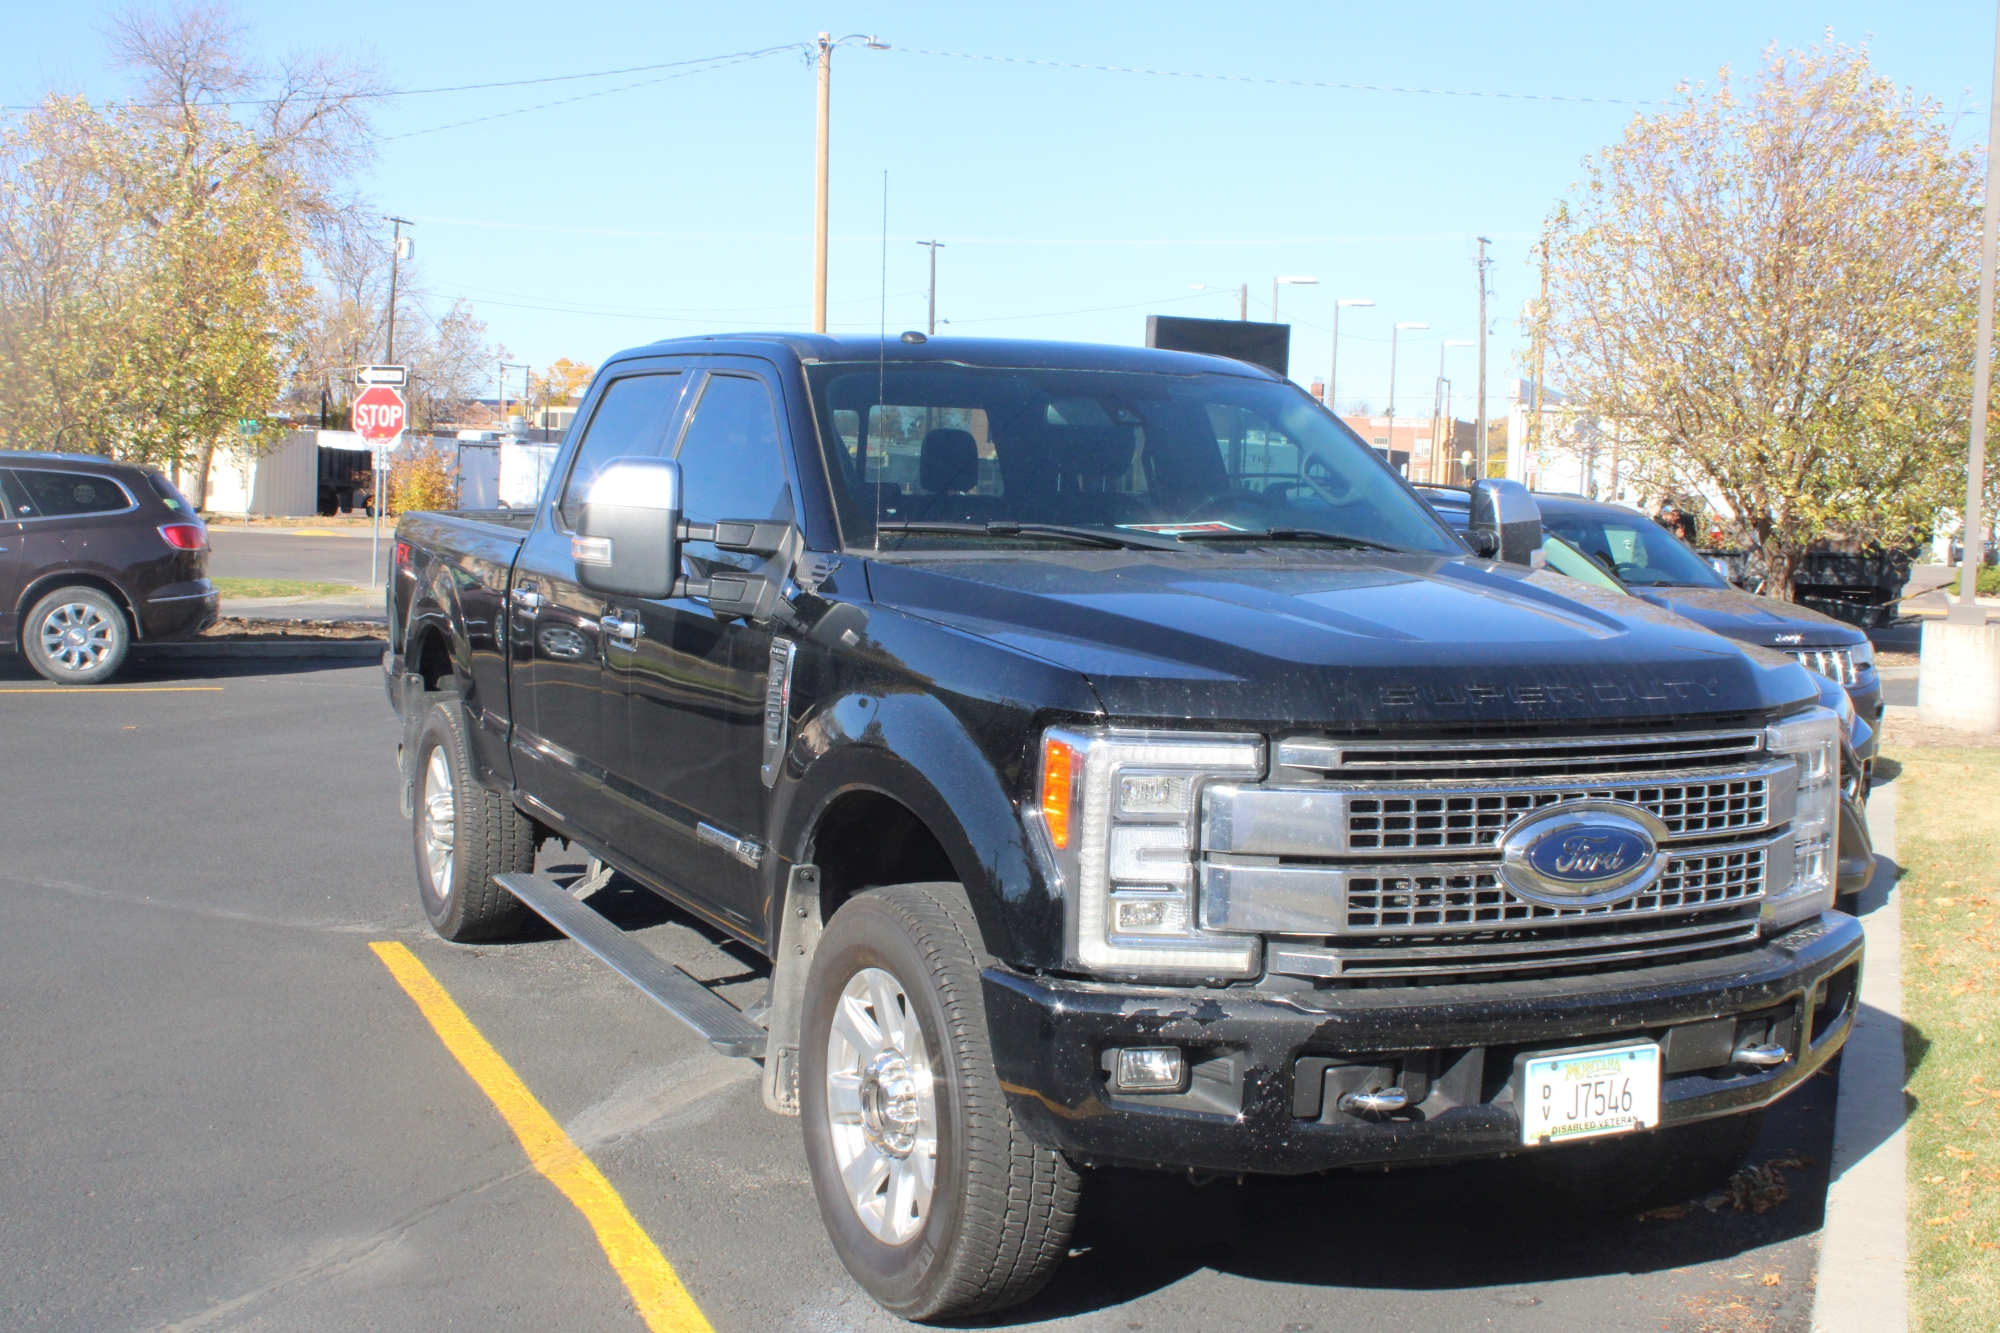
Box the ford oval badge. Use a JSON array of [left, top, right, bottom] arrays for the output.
[[1496, 801, 1668, 907]]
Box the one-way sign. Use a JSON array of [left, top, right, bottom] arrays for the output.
[[356, 364, 408, 387]]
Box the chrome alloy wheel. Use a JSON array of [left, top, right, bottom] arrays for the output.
[[824, 966, 938, 1244], [38, 602, 116, 674], [420, 747, 456, 896]]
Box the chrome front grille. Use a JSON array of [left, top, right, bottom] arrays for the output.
[[1268, 913, 1763, 981], [1341, 846, 1765, 932], [1787, 647, 1857, 686], [1347, 776, 1766, 851], [1200, 730, 1789, 983]]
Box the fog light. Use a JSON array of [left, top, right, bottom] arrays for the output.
[[1111, 1047, 1185, 1092]]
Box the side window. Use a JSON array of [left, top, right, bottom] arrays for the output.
[[12, 469, 132, 516], [674, 374, 789, 528], [556, 372, 683, 530], [0, 471, 37, 518]]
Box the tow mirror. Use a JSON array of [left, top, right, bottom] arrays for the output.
[[576, 457, 681, 598], [1469, 478, 1545, 567]]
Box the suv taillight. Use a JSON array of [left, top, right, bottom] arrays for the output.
[[159, 522, 207, 550]]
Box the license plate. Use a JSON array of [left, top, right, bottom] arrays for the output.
[[1518, 1042, 1661, 1146]]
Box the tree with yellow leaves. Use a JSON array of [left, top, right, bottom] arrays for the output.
[[1533, 38, 1985, 598]]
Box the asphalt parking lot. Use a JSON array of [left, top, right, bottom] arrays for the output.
[[0, 655, 1846, 1333]]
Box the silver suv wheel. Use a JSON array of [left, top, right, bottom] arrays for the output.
[[823, 965, 937, 1244], [39, 600, 117, 674]]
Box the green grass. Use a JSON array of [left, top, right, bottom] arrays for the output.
[[210, 577, 359, 599], [1892, 746, 2000, 1330]]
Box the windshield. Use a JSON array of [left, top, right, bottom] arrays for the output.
[[1542, 508, 1726, 588], [805, 363, 1461, 555]]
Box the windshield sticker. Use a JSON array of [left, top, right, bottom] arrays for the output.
[[1117, 521, 1246, 535]]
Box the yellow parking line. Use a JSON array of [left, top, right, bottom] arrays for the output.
[[369, 941, 713, 1333], [0, 686, 224, 694]]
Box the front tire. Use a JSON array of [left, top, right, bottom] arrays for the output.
[[412, 698, 534, 941], [800, 883, 1081, 1322], [24, 586, 130, 685]]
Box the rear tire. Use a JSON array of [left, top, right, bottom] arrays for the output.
[[412, 698, 534, 941], [1523, 1109, 1765, 1214], [800, 882, 1081, 1322], [23, 586, 130, 685]]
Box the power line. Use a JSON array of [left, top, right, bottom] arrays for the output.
[[383, 48, 795, 140], [2, 43, 807, 113], [885, 46, 1675, 107]]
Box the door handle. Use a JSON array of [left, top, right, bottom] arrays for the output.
[[511, 588, 546, 611], [600, 613, 639, 643]]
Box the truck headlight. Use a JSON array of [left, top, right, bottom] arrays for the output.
[[1033, 727, 1264, 979], [1764, 706, 1840, 929]]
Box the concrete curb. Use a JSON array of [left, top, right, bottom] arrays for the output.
[[135, 640, 386, 660], [1811, 781, 1907, 1333]]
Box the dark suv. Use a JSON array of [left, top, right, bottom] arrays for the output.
[[1, 453, 218, 684]]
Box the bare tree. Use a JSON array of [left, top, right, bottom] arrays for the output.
[[1532, 38, 1985, 597]]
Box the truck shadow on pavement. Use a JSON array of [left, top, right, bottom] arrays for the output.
[[489, 852, 1851, 1321], [982, 1084, 1841, 1322]]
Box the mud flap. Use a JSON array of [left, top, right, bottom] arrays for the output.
[[761, 863, 824, 1115]]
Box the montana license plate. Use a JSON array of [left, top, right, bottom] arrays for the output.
[[1519, 1042, 1662, 1145]]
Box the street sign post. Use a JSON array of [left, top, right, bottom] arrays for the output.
[[356, 364, 408, 387], [353, 385, 407, 585]]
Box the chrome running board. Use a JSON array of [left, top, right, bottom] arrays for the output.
[[494, 872, 767, 1059]]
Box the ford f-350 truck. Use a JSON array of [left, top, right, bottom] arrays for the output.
[[386, 334, 1863, 1322]]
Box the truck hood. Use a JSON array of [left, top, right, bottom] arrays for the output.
[[1634, 584, 1865, 649], [864, 550, 1816, 728]]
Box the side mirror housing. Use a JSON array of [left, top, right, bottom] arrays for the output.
[[1469, 478, 1545, 567], [575, 457, 681, 598]]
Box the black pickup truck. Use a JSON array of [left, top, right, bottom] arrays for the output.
[[387, 334, 1863, 1321]]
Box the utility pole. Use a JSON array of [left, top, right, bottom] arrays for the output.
[[384, 216, 413, 362], [813, 33, 831, 333], [1238, 283, 1248, 321], [916, 240, 944, 335], [1434, 339, 1472, 483], [1953, 3, 2000, 624], [1531, 238, 1549, 487], [1474, 235, 1493, 478], [1329, 298, 1373, 417]]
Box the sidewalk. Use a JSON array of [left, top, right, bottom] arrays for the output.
[[1811, 781, 1908, 1333]]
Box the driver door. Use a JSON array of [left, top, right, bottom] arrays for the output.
[[611, 366, 797, 935]]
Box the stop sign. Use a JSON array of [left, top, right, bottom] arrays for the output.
[[352, 385, 407, 444]]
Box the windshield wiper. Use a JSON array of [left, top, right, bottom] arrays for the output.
[[873, 520, 1180, 551], [1174, 527, 1406, 553]]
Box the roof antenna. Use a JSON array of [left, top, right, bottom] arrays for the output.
[[875, 168, 887, 554]]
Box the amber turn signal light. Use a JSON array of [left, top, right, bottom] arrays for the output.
[[1041, 737, 1075, 850]]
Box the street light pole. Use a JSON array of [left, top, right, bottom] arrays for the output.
[[1271, 275, 1317, 325], [1388, 322, 1429, 461], [1474, 235, 1493, 477], [1435, 339, 1473, 482], [916, 240, 944, 335], [1329, 298, 1373, 415], [1954, 6, 2000, 622]]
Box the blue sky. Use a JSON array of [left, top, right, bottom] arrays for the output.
[[5, 2, 1996, 419]]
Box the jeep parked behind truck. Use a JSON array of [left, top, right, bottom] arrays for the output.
[[387, 334, 1862, 1321]]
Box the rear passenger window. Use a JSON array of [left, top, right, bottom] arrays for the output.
[[557, 373, 683, 530], [0, 471, 36, 518], [12, 469, 132, 516]]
